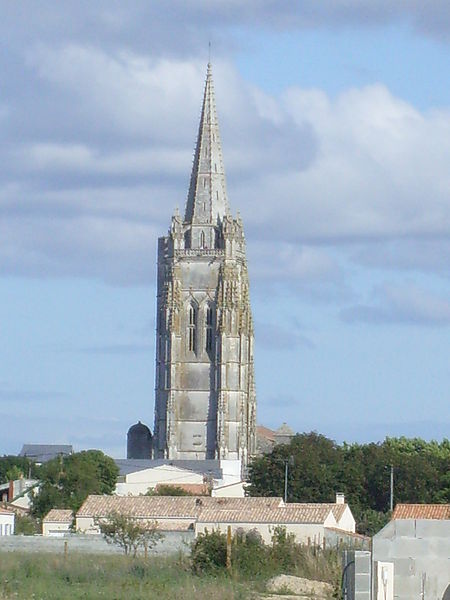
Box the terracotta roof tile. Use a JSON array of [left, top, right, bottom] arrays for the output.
[[197, 502, 339, 525], [77, 495, 284, 520], [43, 509, 73, 523], [154, 483, 209, 495], [392, 504, 450, 520], [0, 507, 14, 515]]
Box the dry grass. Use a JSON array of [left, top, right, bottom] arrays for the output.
[[0, 553, 249, 600]]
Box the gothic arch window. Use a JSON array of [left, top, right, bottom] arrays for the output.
[[187, 303, 197, 353], [205, 304, 214, 353], [200, 230, 206, 249]]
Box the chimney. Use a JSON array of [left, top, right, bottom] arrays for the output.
[[8, 480, 14, 502], [335, 492, 345, 505]]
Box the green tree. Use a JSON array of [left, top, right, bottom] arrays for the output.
[[247, 432, 342, 502], [147, 485, 193, 496], [14, 514, 38, 535], [0, 456, 38, 483], [98, 512, 162, 557], [30, 450, 119, 519], [247, 432, 450, 536]]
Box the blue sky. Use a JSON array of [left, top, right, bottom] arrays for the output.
[[1, 2, 449, 457]]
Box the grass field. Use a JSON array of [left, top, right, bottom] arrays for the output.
[[0, 548, 340, 600], [0, 553, 254, 600]]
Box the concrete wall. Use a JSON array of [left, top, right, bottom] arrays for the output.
[[343, 550, 371, 600], [0, 531, 194, 555], [372, 519, 450, 600], [76, 515, 194, 535]]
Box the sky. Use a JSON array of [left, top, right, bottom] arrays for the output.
[[1, 1, 449, 457]]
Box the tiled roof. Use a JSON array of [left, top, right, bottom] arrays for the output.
[[256, 425, 275, 442], [154, 483, 209, 495], [198, 503, 337, 525], [325, 527, 370, 541], [77, 495, 283, 519], [0, 507, 14, 515], [330, 503, 347, 520], [76, 495, 350, 528], [43, 509, 73, 523], [392, 504, 450, 520]]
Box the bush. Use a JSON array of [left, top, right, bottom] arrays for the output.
[[232, 528, 269, 577], [190, 527, 342, 585], [14, 514, 39, 535], [191, 530, 227, 574]]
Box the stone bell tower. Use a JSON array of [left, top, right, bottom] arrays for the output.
[[153, 63, 256, 465]]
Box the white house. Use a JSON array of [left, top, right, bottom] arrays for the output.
[[0, 507, 15, 536], [115, 463, 205, 496], [76, 493, 355, 545], [195, 497, 355, 545], [113, 458, 242, 497], [42, 509, 73, 536]]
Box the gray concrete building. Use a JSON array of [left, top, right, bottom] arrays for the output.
[[153, 64, 256, 465], [372, 504, 450, 600]]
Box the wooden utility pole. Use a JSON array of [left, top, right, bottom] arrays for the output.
[[226, 525, 232, 573]]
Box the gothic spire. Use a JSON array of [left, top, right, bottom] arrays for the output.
[[184, 63, 230, 225]]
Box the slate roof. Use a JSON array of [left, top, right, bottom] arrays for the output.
[[43, 509, 73, 523], [114, 459, 222, 479], [19, 445, 73, 463], [392, 503, 450, 520]]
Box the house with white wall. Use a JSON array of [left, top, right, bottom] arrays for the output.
[[0, 507, 15, 536], [113, 458, 242, 497], [76, 493, 355, 544], [42, 509, 73, 536]]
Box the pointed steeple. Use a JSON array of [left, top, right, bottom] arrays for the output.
[[184, 63, 229, 225]]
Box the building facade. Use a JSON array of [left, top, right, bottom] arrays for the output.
[[153, 64, 256, 464]]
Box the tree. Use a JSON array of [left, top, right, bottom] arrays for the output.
[[14, 514, 38, 536], [98, 512, 163, 557], [147, 485, 193, 496], [0, 456, 38, 484], [30, 450, 119, 519], [247, 432, 450, 536], [247, 432, 342, 502]]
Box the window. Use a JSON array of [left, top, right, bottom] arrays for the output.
[[200, 230, 206, 249], [206, 305, 214, 352], [188, 304, 197, 352]]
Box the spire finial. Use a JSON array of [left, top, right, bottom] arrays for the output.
[[208, 41, 211, 66]]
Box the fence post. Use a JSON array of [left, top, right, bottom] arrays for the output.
[[226, 526, 232, 573]]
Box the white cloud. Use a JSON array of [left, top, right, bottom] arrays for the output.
[[1, 50, 449, 289], [341, 281, 450, 326]]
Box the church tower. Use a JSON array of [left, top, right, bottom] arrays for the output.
[[153, 64, 256, 465]]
